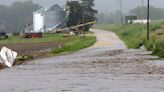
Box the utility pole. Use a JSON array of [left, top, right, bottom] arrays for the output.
[[79, 0, 85, 38], [141, 0, 144, 20], [81, 0, 85, 38], [147, 0, 150, 41], [120, 0, 123, 24], [117, 0, 123, 24], [82, 1, 85, 37]]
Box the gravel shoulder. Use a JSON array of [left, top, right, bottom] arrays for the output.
[[0, 29, 164, 92]]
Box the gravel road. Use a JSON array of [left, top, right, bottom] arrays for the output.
[[0, 29, 164, 92]]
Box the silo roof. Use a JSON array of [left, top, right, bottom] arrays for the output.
[[47, 4, 63, 12]]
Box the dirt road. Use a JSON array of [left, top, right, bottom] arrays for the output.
[[0, 29, 164, 92]]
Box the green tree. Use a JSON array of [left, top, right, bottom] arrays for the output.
[[66, 1, 82, 27], [0, 0, 41, 33], [80, 0, 97, 31], [66, 0, 97, 31], [80, 0, 97, 22]]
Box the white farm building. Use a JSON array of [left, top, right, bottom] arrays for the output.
[[128, 19, 151, 24], [33, 4, 67, 33]]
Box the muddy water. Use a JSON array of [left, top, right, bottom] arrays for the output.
[[0, 29, 164, 92]]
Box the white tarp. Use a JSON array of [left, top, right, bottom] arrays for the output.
[[0, 47, 17, 67]]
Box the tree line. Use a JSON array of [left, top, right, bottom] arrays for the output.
[[66, 0, 97, 31], [97, 5, 164, 24], [0, 1, 40, 33]]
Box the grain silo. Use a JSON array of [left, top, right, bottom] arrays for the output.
[[33, 8, 45, 33], [33, 4, 67, 33]]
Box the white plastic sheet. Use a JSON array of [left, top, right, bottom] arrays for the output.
[[0, 47, 17, 67]]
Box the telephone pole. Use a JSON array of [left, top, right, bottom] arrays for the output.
[[120, 0, 123, 24], [82, 0, 85, 37], [79, 0, 85, 38], [117, 0, 123, 24], [141, 0, 144, 20], [147, 0, 150, 41]]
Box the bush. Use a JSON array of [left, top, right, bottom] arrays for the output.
[[145, 40, 154, 51], [150, 24, 161, 31], [151, 38, 164, 57]]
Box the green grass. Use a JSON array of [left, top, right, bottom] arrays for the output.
[[0, 33, 66, 44], [96, 22, 164, 58], [96, 24, 147, 48], [51, 36, 96, 54]]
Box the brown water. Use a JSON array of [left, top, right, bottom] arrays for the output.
[[0, 29, 164, 92]]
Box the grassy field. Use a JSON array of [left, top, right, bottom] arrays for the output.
[[96, 22, 164, 58], [0, 34, 66, 44], [96, 24, 146, 48]]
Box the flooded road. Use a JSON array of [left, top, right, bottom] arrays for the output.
[[0, 29, 164, 92]]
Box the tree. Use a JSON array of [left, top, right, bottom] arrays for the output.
[[130, 6, 164, 20], [80, 0, 97, 31], [80, 0, 97, 22], [66, 0, 97, 31], [0, 0, 41, 33], [66, 1, 82, 27]]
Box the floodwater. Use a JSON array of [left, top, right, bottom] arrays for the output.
[[0, 29, 164, 92]]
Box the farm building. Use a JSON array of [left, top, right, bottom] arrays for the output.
[[130, 19, 151, 24], [125, 14, 137, 24], [33, 4, 67, 33], [125, 13, 151, 24]]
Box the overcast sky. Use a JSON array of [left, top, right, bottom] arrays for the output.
[[0, 0, 164, 13]]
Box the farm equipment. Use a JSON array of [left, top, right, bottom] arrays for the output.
[[21, 33, 42, 39], [0, 32, 8, 40], [0, 23, 8, 39]]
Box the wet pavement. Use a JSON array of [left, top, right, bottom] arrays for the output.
[[0, 29, 164, 92]]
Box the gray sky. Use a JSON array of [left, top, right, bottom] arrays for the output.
[[0, 0, 164, 13]]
